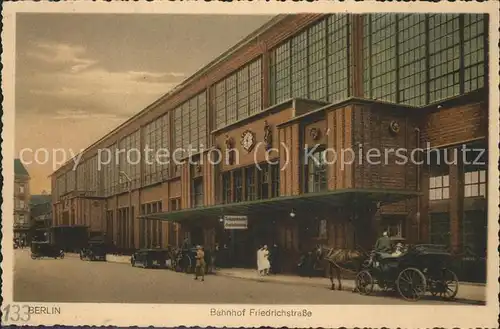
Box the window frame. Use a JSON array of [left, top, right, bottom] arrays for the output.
[[192, 177, 204, 208], [306, 147, 328, 193], [245, 167, 257, 201], [363, 13, 487, 105], [233, 170, 243, 203], [463, 143, 487, 198], [269, 15, 351, 105], [214, 58, 263, 129], [271, 163, 280, 198], [222, 172, 232, 204]]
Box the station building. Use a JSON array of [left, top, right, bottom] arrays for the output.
[[51, 13, 489, 271]]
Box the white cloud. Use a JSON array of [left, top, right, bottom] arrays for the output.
[[26, 41, 97, 72], [20, 41, 184, 119], [52, 109, 124, 120], [127, 71, 185, 79]]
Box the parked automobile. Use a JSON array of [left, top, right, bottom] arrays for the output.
[[31, 241, 64, 260], [131, 249, 170, 269], [80, 237, 107, 261]]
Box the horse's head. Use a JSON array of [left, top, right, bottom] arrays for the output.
[[315, 244, 331, 259]]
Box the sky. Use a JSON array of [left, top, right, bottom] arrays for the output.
[[15, 13, 274, 194]]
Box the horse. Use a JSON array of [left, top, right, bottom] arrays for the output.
[[315, 245, 368, 291]]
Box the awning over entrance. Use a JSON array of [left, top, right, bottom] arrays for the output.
[[139, 188, 421, 222]]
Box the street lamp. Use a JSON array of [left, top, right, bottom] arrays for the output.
[[119, 171, 133, 249]]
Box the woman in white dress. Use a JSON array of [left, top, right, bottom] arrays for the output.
[[256, 246, 263, 275], [261, 245, 271, 275]]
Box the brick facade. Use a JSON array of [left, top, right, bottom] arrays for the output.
[[51, 14, 489, 269]]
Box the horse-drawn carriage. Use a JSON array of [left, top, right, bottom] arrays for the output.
[[355, 244, 459, 301], [30, 241, 65, 260]]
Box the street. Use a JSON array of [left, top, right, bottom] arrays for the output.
[[13, 250, 480, 305]]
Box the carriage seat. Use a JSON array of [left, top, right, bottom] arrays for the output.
[[375, 251, 405, 261], [374, 251, 393, 259]]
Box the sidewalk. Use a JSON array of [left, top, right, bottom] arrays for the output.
[[215, 268, 486, 302], [100, 255, 486, 302]]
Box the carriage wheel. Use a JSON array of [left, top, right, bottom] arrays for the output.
[[355, 270, 374, 295], [437, 269, 459, 300], [396, 267, 427, 301]]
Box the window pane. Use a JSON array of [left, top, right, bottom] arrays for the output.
[[434, 176, 442, 188], [327, 14, 349, 102], [364, 14, 397, 103], [442, 174, 449, 187], [291, 30, 308, 98], [428, 14, 461, 102], [470, 171, 478, 184], [429, 177, 436, 188], [464, 172, 471, 184], [479, 183, 486, 197], [470, 184, 478, 197], [429, 189, 435, 200], [434, 189, 442, 200], [479, 170, 486, 182], [442, 187, 450, 199], [464, 185, 471, 198], [397, 14, 426, 106], [308, 20, 327, 101]]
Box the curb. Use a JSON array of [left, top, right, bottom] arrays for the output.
[[106, 255, 131, 264], [65, 253, 80, 258], [215, 272, 355, 290], [215, 271, 486, 291], [65, 251, 487, 288]]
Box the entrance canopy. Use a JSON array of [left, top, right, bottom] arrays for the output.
[[139, 188, 421, 222]]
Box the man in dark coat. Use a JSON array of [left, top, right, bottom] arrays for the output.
[[374, 231, 392, 253], [270, 244, 281, 274]]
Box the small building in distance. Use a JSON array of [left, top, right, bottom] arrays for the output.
[[30, 192, 53, 241], [14, 159, 31, 242]]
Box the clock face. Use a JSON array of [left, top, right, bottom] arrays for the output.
[[241, 131, 255, 152]]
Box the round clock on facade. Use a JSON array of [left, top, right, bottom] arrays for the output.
[[389, 120, 400, 134], [240, 130, 256, 152]]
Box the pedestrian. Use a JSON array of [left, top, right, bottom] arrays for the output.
[[221, 244, 228, 268], [270, 243, 280, 274], [212, 243, 219, 270], [261, 245, 271, 275], [194, 245, 206, 281], [256, 245, 263, 275], [374, 231, 391, 253]]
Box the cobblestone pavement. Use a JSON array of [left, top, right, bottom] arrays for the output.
[[13, 250, 481, 305]]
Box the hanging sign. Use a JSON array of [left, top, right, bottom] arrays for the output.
[[223, 215, 248, 230]]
